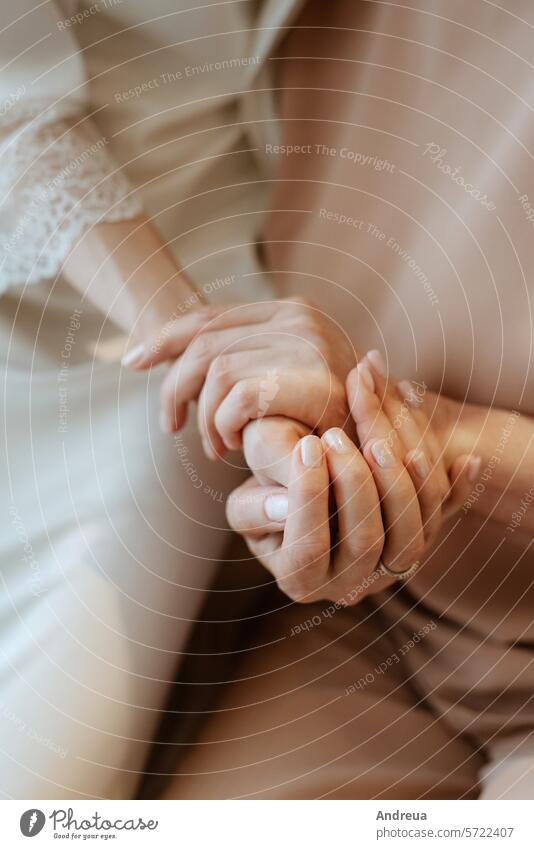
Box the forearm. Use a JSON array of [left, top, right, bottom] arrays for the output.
[[62, 216, 198, 342]]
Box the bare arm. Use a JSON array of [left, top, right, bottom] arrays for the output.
[[62, 216, 198, 342]]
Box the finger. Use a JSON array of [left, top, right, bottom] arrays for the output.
[[346, 364, 404, 457], [160, 326, 269, 419], [363, 438, 425, 573], [321, 428, 384, 585], [158, 336, 252, 437], [196, 350, 253, 458], [396, 377, 445, 465], [363, 352, 440, 470], [404, 448, 443, 543], [242, 531, 284, 562], [277, 435, 331, 602], [242, 417, 310, 487], [363, 351, 427, 460], [362, 353, 450, 501], [215, 373, 347, 451], [197, 348, 277, 458], [122, 308, 217, 369], [226, 478, 289, 536], [122, 302, 278, 370], [444, 453, 482, 520]]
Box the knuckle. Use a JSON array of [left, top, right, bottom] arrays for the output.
[[340, 460, 371, 494], [198, 304, 219, 324], [347, 530, 384, 565], [286, 539, 328, 572], [405, 535, 425, 565], [277, 573, 318, 604], [233, 379, 257, 412], [392, 475, 417, 504], [277, 580, 305, 603], [188, 333, 213, 363], [207, 353, 234, 383]]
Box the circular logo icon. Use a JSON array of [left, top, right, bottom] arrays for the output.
[[20, 810, 46, 837]]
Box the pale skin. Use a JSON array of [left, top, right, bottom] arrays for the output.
[[226, 368, 534, 603], [120, 302, 479, 601], [64, 223, 532, 604], [62, 215, 199, 343], [123, 301, 534, 603]]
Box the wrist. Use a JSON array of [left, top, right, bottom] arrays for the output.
[[134, 278, 203, 342], [64, 216, 199, 340], [425, 390, 477, 469]]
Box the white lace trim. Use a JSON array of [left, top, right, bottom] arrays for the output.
[[0, 99, 142, 290]]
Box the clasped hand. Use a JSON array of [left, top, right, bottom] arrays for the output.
[[123, 298, 480, 604]]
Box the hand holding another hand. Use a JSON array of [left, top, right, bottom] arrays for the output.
[[122, 297, 356, 458], [226, 353, 481, 605]]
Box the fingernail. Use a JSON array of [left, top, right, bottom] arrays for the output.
[[122, 344, 145, 367], [398, 379, 418, 406], [366, 349, 387, 378], [409, 449, 430, 479], [467, 455, 482, 482], [300, 435, 323, 468], [160, 409, 173, 433], [323, 427, 351, 453], [265, 494, 289, 522], [356, 362, 375, 393], [370, 439, 396, 468]]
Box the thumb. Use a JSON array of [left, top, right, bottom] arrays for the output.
[[443, 453, 482, 519], [242, 416, 310, 487]]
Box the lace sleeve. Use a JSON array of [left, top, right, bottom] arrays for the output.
[[0, 99, 143, 291], [0, 0, 143, 292]]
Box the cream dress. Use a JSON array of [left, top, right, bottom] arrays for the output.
[[0, 0, 302, 798]]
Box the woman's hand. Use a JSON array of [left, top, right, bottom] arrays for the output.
[[226, 356, 481, 604], [121, 297, 357, 458]]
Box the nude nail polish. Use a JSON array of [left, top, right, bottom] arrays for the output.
[[370, 439, 396, 468], [366, 349, 387, 378], [122, 344, 145, 367], [323, 428, 351, 453], [265, 494, 289, 522], [300, 435, 323, 467]]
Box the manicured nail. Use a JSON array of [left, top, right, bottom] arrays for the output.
[[300, 435, 323, 468], [122, 344, 145, 367], [398, 379, 418, 406], [366, 349, 387, 378], [356, 362, 375, 393], [467, 455, 482, 482], [323, 427, 351, 453], [409, 449, 430, 479], [160, 409, 173, 433], [265, 494, 289, 522], [370, 439, 396, 468]]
